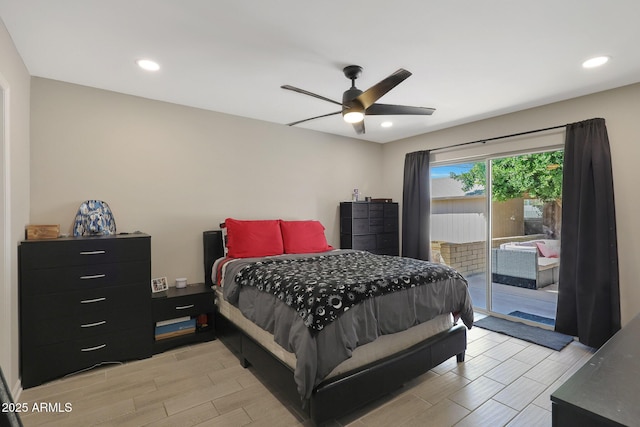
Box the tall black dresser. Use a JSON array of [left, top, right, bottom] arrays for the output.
[[19, 233, 152, 388], [340, 201, 399, 256]]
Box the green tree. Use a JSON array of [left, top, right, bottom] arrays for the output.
[[450, 151, 563, 202]]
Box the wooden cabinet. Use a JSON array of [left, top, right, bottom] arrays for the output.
[[340, 202, 399, 256], [19, 233, 152, 388], [152, 283, 216, 354]]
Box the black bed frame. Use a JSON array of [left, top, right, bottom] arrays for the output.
[[203, 230, 467, 425]]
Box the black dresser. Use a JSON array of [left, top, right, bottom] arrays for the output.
[[19, 233, 152, 388], [551, 313, 640, 426], [340, 202, 399, 256]]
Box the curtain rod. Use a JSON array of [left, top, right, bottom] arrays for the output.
[[430, 123, 567, 153]]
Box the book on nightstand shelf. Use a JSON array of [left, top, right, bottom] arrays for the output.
[[155, 316, 191, 327], [155, 318, 196, 341], [155, 328, 195, 340]]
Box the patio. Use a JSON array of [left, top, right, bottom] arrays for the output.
[[466, 272, 559, 324]]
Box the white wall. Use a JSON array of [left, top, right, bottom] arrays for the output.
[[30, 78, 640, 327], [0, 19, 31, 394], [30, 78, 384, 286], [382, 83, 640, 326]]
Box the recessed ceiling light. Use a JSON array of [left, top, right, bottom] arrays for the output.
[[381, 121, 393, 128], [136, 59, 160, 72], [582, 56, 610, 69]]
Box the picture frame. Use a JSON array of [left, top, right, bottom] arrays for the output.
[[151, 276, 168, 293]]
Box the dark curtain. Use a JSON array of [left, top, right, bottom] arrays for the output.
[[402, 150, 431, 260], [555, 118, 620, 348]]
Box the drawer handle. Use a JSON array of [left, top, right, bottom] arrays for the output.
[[81, 344, 106, 352], [80, 250, 106, 255], [80, 297, 106, 304], [81, 320, 107, 328], [80, 274, 106, 280], [175, 304, 195, 310]]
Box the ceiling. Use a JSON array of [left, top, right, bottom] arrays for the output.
[[1, 1, 639, 143]]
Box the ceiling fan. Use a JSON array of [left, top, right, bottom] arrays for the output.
[[281, 65, 435, 135]]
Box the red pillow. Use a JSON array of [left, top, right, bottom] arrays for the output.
[[280, 220, 333, 254], [224, 218, 284, 258], [535, 241, 559, 258]]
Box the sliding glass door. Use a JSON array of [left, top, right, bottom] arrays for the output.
[[431, 163, 488, 310], [489, 151, 563, 326], [431, 149, 563, 326]]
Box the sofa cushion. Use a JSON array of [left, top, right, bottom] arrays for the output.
[[538, 256, 560, 269], [500, 239, 561, 258], [536, 241, 560, 258], [500, 243, 537, 253]]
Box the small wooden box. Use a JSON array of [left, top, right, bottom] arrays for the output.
[[25, 225, 60, 240]]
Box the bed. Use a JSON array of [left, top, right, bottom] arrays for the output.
[[203, 220, 473, 425]]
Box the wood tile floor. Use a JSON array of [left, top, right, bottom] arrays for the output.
[[17, 324, 594, 426]]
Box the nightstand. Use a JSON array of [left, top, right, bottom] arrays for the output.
[[152, 282, 216, 353]]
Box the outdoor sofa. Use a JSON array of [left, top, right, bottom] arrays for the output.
[[491, 239, 560, 289]]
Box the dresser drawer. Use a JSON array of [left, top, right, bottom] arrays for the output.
[[153, 293, 215, 321], [351, 219, 369, 234], [353, 235, 377, 250], [23, 282, 149, 321], [383, 204, 398, 217], [369, 204, 384, 217], [20, 260, 150, 296], [377, 233, 398, 249], [21, 327, 152, 388], [20, 236, 150, 269], [350, 203, 369, 218], [22, 302, 150, 346], [369, 217, 384, 233], [384, 217, 398, 233]]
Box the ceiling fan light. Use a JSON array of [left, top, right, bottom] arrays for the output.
[[136, 59, 160, 71], [582, 56, 609, 69], [343, 111, 365, 123]]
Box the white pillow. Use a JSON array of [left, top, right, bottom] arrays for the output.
[[500, 243, 537, 253]]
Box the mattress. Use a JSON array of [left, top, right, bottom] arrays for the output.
[[215, 286, 454, 380]]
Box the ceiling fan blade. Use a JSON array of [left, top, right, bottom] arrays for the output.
[[352, 120, 365, 135], [286, 111, 342, 126], [281, 85, 343, 106], [355, 69, 412, 110], [365, 103, 436, 116]]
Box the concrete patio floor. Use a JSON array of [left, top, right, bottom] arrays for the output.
[[466, 272, 558, 324]]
